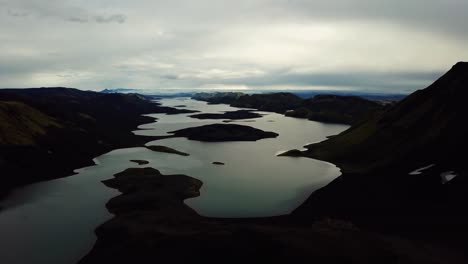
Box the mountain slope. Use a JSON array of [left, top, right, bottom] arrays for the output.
[[301, 62, 468, 172], [0, 101, 61, 145], [0, 88, 194, 198], [285, 94, 384, 124], [292, 62, 468, 242]]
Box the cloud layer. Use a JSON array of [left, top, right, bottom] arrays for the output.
[[1, 0, 467, 93]]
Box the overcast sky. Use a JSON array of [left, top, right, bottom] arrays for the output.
[[1, 0, 467, 93]]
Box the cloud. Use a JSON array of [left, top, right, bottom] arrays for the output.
[[3, 1, 126, 24], [219, 70, 445, 92], [7, 9, 29, 17], [161, 74, 179, 80], [66, 16, 88, 23], [65, 14, 127, 24], [178, 68, 266, 80], [94, 14, 127, 24], [0, 0, 467, 92]]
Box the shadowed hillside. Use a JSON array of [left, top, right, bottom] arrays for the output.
[[291, 62, 468, 245], [285, 94, 383, 124], [0, 88, 195, 198], [193, 92, 386, 125], [0, 101, 61, 145]]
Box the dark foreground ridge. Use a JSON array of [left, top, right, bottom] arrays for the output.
[[151, 123, 279, 142], [80, 167, 465, 264], [283, 62, 468, 246], [0, 87, 195, 198]]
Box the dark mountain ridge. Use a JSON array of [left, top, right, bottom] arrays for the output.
[[290, 62, 468, 243], [193, 91, 386, 125], [286, 94, 383, 124]]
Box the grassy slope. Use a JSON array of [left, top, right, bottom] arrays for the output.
[[303, 62, 468, 173], [0, 101, 61, 146]]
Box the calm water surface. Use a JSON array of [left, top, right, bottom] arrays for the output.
[[0, 98, 348, 264]]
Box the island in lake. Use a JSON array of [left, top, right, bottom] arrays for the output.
[[147, 123, 279, 142], [146, 145, 190, 156], [189, 110, 263, 120]]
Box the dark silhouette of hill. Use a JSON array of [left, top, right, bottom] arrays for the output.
[[169, 123, 278, 142], [0, 87, 195, 198], [193, 92, 386, 124], [286, 94, 383, 124], [290, 62, 468, 244], [188, 110, 262, 120]]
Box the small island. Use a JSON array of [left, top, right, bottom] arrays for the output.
[[168, 124, 278, 142], [146, 145, 190, 156], [277, 149, 304, 157], [129, 160, 149, 165], [165, 109, 199, 115], [189, 110, 262, 120], [100, 167, 202, 215]]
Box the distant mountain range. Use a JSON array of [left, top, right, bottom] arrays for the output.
[[101, 88, 137, 93], [102, 88, 407, 101]]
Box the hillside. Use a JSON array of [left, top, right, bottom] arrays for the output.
[[0, 88, 195, 198], [291, 62, 468, 242], [192, 92, 244, 104], [0, 101, 61, 145], [193, 92, 385, 125], [285, 94, 383, 124]]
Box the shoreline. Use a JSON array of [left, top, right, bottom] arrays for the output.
[[79, 97, 467, 263], [0, 116, 158, 203], [80, 166, 465, 264]]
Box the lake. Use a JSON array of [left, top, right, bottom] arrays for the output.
[[0, 98, 348, 264]]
